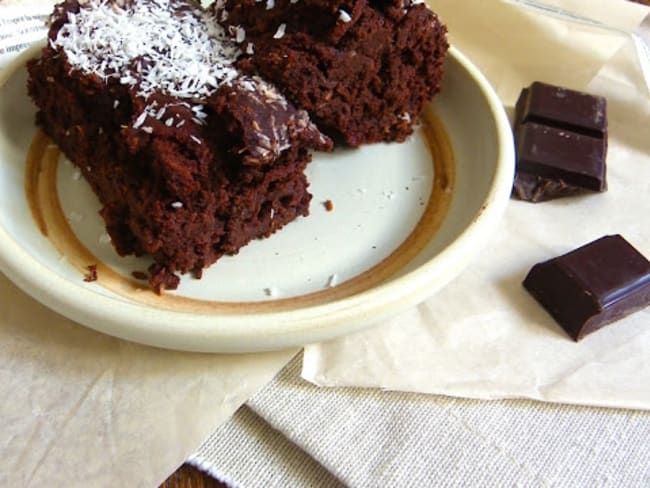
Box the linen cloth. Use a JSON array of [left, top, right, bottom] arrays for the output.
[[192, 355, 650, 487]]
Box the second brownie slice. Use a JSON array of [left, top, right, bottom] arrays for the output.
[[216, 0, 449, 147]]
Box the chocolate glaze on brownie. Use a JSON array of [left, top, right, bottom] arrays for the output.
[[28, 0, 331, 291], [215, 0, 449, 147]]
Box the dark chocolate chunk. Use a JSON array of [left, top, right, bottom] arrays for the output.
[[516, 122, 607, 192], [515, 81, 607, 138], [523, 235, 650, 341], [512, 82, 608, 202], [512, 171, 581, 203]]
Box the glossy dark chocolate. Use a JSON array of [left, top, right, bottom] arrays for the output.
[[515, 81, 607, 138], [516, 122, 607, 192], [512, 172, 581, 203], [512, 82, 608, 202], [523, 235, 650, 341]]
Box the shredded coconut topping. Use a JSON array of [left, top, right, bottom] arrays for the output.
[[273, 23, 286, 39], [50, 0, 326, 158], [232, 25, 246, 43], [52, 0, 242, 123], [338, 9, 352, 23], [399, 112, 412, 123]]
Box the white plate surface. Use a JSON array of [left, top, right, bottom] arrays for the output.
[[0, 45, 514, 352]]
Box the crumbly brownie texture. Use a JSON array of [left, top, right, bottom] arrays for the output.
[[216, 0, 448, 146], [28, 0, 331, 292]]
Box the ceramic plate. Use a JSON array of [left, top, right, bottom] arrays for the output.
[[0, 44, 514, 352]]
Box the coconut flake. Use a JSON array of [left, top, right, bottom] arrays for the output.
[[273, 23, 286, 39], [338, 9, 352, 22], [132, 111, 147, 129], [235, 26, 246, 43], [399, 112, 412, 122]]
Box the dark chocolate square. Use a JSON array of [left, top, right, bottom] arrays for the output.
[[512, 82, 609, 203], [516, 122, 607, 192], [523, 235, 650, 341], [515, 81, 607, 138]]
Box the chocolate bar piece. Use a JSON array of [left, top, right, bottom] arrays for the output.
[[512, 82, 608, 202], [516, 122, 607, 192], [515, 81, 607, 138], [523, 235, 650, 341], [512, 171, 581, 203]]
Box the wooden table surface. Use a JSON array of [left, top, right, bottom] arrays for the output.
[[161, 464, 226, 488], [160, 0, 649, 486]]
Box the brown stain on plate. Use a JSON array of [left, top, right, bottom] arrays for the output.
[[24, 130, 49, 236], [25, 110, 455, 314]]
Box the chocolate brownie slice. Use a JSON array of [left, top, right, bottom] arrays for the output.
[[28, 0, 331, 292], [216, 0, 448, 146]]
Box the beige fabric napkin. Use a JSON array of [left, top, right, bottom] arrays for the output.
[[193, 355, 650, 487], [0, 5, 296, 486], [303, 1, 650, 410]]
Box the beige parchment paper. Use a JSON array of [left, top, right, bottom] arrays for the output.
[[0, 275, 295, 486], [303, 0, 650, 410], [0, 4, 296, 486]]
